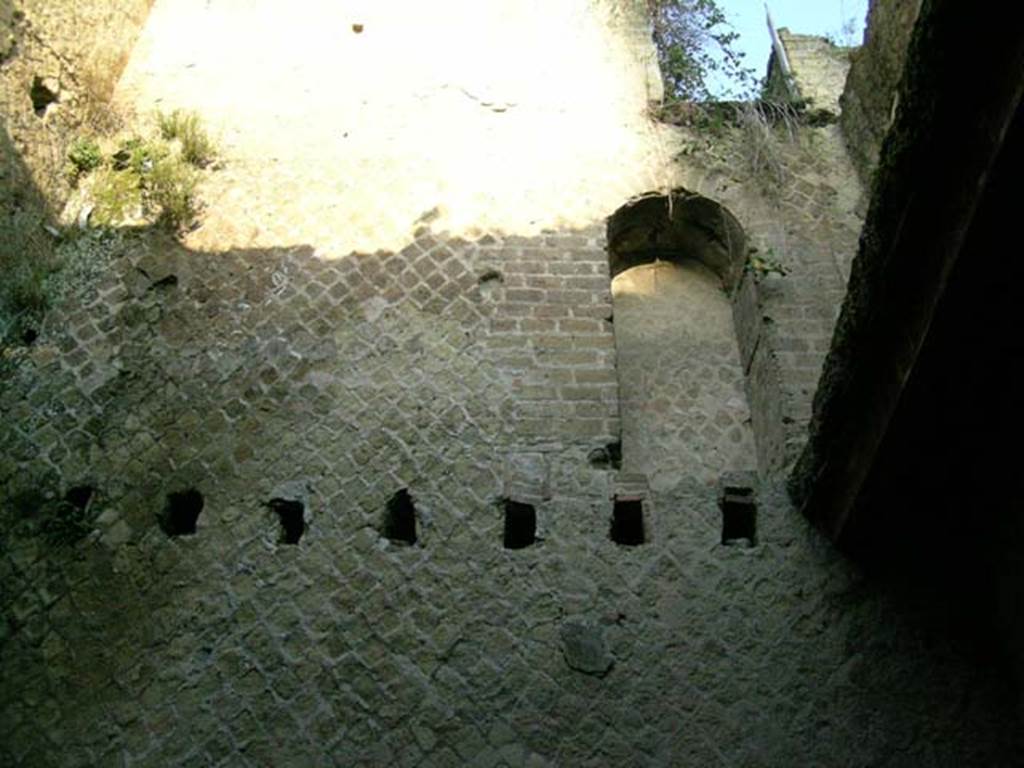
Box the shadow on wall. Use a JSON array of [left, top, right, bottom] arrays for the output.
[[1, 118, 50, 215], [1, 118, 62, 348]]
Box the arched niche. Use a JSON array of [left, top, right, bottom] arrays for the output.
[[607, 190, 748, 293], [605, 190, 756, 490]]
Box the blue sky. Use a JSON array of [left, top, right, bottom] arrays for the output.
[[711, 0, 869, 95]]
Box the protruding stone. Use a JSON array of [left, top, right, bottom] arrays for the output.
[[560, 620, 613, 676]]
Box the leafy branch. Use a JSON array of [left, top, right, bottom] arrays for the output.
[[646, 0, 758, 102]]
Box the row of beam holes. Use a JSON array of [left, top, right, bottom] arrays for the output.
[[157, 489, 307, 544], [380, 490, 756, 548], [612, 490, 758, 547], [156, 486, 755, 548], [592, 434, 757, 545], [158, 487, 539, 550], [381, 491, 540, 549]]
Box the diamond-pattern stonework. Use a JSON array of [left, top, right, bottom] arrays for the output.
[[1, 0, 1020, 765], [613, 261, 756, 490], [1, 224, 1015, 765]]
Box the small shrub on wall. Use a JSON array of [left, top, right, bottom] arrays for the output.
[[645, 0, 756, 101]]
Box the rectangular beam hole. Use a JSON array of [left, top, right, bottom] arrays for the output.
[[384, 489, 417, 545], [721, 490, 756, 547], [611, 497, 645, 546], [503, 500, 537, 549]]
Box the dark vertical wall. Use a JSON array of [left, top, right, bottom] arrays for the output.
[[853, 102, 1024, 716], [794, 0, 1024, 720]]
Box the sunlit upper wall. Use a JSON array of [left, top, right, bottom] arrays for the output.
[[115, 0, 684, 256]]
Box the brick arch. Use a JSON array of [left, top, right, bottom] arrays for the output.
[[604, 189, 758, 489], [606, 189, 747, 292]]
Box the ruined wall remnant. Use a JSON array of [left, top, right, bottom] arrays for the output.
[[793, 0, 1024, 722], [775, 29, 854, 117], [650, 106, 863, 476], [840, 0, 924, 186], [0, 0, 153, 213]]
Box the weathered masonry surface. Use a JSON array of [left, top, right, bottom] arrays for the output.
[[0, 0, 153, 210], [1, 1, 1020, 765], [840, 0, 923, 186]]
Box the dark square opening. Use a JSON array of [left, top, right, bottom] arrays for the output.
[[158, 489, 204, 537], [611, 498, 644, 546], [384, 489, 417, 545], [270, 499, 305, 544], [64, 485, 95, 511], [721, 487, 756, 547], [503, 500, 536, 549], [588, 441, 622, 470], [30, 76, 58, 116]]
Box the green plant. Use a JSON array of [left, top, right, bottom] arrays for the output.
[[157, 109, 215, 167], [90, 166, 145, 227], [89, 135, 200, 231], [646, 0, 756, 102], [112, 136, 156, 174], [145, 154, 199, 229], [67, 136, 103, 178], [746, 248, 788, 277]]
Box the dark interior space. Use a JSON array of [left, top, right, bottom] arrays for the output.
[[846, 101, 1024, 687]]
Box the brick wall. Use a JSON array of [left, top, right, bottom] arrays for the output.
[[477, 228, 619, 448], [1, 221, 1016, 765], [778, 29, 854, 116], [0, 1, 1019, 764], [661, 116, 862, 475]]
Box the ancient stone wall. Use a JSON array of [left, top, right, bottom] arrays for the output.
[[1, 223, 1016, 765], [777, 29, 854, 117], [0, 0, 153, 212], [0, 1, 1019, 764], [840, 0, 923, 187], [661, 115, 862, 476]]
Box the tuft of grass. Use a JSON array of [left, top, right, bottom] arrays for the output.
[[746, 248, 788, 278], [157, 109, 215, 167], [90, 166, 145, 227], [86, 130, 204, 231], [145, 154, 199, 230], [736, 101, 801, 189], [66, 136, 103, 179]]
